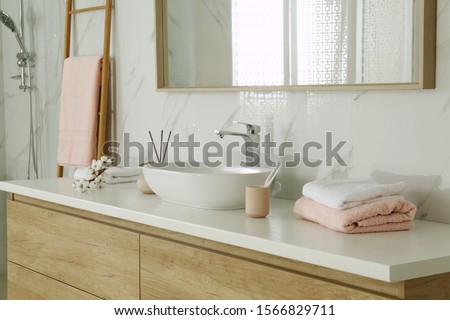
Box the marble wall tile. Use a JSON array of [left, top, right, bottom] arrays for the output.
[[0, 0, 6, 274], [0, 0, 5, 182], [437, 0, 450, 63]]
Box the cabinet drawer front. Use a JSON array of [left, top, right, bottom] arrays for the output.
[[8, 262, 100, 300], [7, 200, 139, 300], [140, 235, 387, 300]]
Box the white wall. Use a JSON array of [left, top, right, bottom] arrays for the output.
[[0, 0, 6, 275], [0, 0, 449, 268]]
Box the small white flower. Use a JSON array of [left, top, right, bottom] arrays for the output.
[[74, 156, 114, 192], [79, 179, 88, 188], [73, 181, 87, 192]]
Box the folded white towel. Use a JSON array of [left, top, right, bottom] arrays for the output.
[[74, 167, 142, 182], [102, 167, 142, 179], [302, 179, 408, 210], [102, 175, 140, 184]]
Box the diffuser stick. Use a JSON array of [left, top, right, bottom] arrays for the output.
[[148, 131, 161, 163], [160, 130, 163, 163], [162, 131, 172, 163]]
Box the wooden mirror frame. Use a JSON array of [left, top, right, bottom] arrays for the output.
[[155, 0, 436, 92]]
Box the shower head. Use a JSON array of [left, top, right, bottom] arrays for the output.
[[0, 10, 32, 61], [0, 10, 18, 32]]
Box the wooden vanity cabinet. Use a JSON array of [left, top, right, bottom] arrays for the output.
[[7, 198, 140, 300], [6, 195, 450, 300], [140, 234, 386, 299], [7, 262, 100, 300]]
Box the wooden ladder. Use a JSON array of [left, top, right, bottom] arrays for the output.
[[57, 0, 113, 178]]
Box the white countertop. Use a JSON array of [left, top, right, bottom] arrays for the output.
[[1, 178, 450, 283]]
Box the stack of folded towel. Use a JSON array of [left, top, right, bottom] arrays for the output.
[[74, 167, 142, 184], [293, 179, 417, 234]]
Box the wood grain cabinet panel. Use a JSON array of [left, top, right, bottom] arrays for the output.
[[7, 262, 100, 300], [140, 235, 387, 300], [7, 200, 140, 300], [8, 195, 450, 300]]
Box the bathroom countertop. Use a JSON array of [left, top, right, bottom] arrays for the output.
[[2, 178, 450, 283]]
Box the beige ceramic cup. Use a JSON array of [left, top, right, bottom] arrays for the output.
[[245, 186, 270, 218]]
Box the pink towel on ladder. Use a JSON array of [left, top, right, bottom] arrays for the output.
[[57, 56, 102, 167], [293, 197, 417, 234]]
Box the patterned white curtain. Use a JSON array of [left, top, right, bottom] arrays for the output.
[[296, 0, 350, 85], [233, 0, 350, 86], [232, 0, 413, 86], [360, 0, 414, 83]]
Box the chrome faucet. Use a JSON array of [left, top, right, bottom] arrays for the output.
[[214, 121, 261, 166]]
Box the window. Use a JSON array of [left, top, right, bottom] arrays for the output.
[[231, 0, 414, 86]]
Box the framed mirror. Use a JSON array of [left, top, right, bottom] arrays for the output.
[[155, 0, 436, 91]]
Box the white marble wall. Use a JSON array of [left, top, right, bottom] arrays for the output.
[[0, 0, 448, 269], [0, 0, 6, 275]]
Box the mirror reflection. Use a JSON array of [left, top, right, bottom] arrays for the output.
[[161, 0, 426, 89]]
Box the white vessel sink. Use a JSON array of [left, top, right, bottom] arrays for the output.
[[143, 163, 271, 210]]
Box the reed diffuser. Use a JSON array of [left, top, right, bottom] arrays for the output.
[[148, 130, 172, 164], [137, 130, 172, 194]]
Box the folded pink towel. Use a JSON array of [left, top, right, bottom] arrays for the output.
[[57, 56, 103, 167], [293, 197, 417, 234]]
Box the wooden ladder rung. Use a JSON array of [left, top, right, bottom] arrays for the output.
[[69, 5, 107, 15]]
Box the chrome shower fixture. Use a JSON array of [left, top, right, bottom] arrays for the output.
[[0, 10, 33, 63], [0, 9, 35, 92], [0, 9, 16, 30]]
